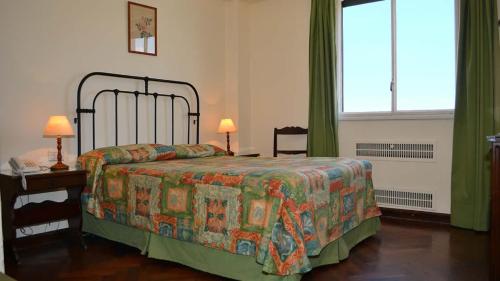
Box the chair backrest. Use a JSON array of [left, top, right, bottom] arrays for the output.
[[273, 126, 308, 157]]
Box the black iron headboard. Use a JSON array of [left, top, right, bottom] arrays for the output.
[[75, 72, 200, 156]]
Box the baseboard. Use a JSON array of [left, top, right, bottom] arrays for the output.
[[380, 207, 450, 225]]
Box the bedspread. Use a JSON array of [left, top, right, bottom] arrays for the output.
[[78, 144, 381, 275]]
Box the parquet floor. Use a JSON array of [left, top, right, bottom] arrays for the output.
[[5, 219, 489, 281]]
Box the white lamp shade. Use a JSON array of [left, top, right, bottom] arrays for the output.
[[43, 115, 75, 138], [217, 118, 237, 133]]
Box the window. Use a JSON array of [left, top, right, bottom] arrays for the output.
[[341, 0, 456, 116]]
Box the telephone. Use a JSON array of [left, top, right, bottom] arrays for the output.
[[9, 157, 41, 174], [9, 157, 43, 191]]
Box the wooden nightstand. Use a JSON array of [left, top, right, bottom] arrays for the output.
[[0, 169, 86, 262]]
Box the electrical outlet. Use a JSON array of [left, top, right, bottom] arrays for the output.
[[48, 151, 57, 162]]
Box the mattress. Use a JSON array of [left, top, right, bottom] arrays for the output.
[[78, 144, 381, 277]]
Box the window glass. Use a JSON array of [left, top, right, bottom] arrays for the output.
[[342, 0, 456, 114], [396, 0, 456, 110], [343, 0, 392, 112]]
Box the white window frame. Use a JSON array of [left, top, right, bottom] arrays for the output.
[[338, 0, 459, 121]]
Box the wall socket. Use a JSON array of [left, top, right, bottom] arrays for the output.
[[48, 151, 57, 162]]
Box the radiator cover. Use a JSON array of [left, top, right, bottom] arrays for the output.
[[356, 142, 435, 161], [374, 188, 433, 210]]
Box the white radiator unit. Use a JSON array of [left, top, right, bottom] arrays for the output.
[[355, 140, 439, 211], [375, 188, 434, 210], [356, 142, 435, 161]]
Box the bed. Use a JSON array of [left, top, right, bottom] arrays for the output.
[[75, 72, 381, 281]]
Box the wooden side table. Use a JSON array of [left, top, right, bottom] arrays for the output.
[[0, 169, 86, 262]]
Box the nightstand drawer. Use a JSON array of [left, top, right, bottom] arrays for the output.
[[25, 172, 86, 192]]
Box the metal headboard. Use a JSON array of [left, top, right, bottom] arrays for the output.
[[75, 72, 200, 156]]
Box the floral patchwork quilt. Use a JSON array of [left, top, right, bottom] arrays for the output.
[[78, 144, 381, 276]]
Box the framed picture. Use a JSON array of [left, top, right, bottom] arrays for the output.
[[128, 1, 157, 56]]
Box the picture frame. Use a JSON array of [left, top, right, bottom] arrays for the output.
[[128, 1, 157, 56]]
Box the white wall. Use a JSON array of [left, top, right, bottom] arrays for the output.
[[239, 0, 311, 154], [0, 0, 231, 167], [0, 0, 233, 235], [238, 0, 454, 213]]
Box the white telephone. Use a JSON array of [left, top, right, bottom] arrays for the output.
[[9, 157, 41, 190], [9, 157, 41, 174]]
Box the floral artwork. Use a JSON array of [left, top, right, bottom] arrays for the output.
[[128, 2, 157, 56], [135, 17, 153, 38]]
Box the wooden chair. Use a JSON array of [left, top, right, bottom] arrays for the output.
[[273, 126, 308, 157]]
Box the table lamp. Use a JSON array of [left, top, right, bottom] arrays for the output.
[[217, 118, 236, 156], [43, 115, 74, 171]]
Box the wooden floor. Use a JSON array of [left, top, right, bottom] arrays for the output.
[[5, 219, 489, 281]]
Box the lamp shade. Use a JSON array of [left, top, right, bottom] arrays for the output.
[[217, 118, 237, 133], [43, 115, 75, 138]]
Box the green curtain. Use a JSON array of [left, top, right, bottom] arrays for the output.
[[451, 0, 500, 231], [308, 0, 339, 157]]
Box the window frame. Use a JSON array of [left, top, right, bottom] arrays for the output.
[[338, 0, 459, 121]]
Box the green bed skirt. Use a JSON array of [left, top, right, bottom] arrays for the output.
[[83, 213, 380, 281]]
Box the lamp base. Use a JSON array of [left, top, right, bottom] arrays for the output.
[[50, 137, 69, 171], [225, 132, 235, 156], [50, 161, 69, 171]]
